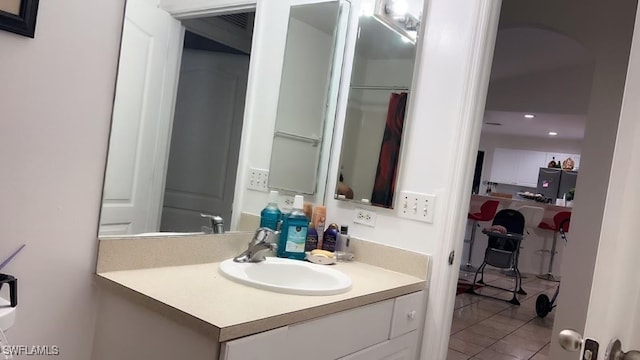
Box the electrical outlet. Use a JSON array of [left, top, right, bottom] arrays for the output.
[[354, 208, 377, 227], [247, 167, 269, 192], [280, 195, 294, 213], [398, 191, 436, 223]]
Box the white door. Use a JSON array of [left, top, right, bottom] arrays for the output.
[[551, 7, 640, 358], [160, 49, 249, 232], [99, 0, 182, 235]]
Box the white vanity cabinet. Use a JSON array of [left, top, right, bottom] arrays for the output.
[[220, 291, 424, 360]]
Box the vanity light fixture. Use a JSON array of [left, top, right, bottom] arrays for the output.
[[524, 114, 535, 119], [548, 131, 558, 136], [375, 0, 420, 44], [385, 0, 408, 17]]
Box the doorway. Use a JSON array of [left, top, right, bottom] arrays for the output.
[[160, 13, 255, 232], [447, 0, 638, 359]]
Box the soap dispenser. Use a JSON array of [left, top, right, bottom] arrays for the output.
[[277, 195, 308, 260]]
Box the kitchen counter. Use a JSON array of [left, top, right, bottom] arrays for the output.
[[471, 194, 572, 226], [95, 233, 427, 343]]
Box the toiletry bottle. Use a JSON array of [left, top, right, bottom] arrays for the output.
[[322, 223, 339, 252], [311, 206, 326, 249], [335, 225, 354, 261], [305, 223, 319, 251], [303, 202, 314, 221], [260, 190, 282, 231], [339, 225, 350, 252], [277, 195, 309, 260]]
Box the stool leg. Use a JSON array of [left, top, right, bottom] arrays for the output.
[[537, 231, 561, 282], [460, 221, 478, 272]]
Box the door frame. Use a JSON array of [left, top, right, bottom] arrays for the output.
[[425, 1, 640, 359], [417, 0, 502, 358]]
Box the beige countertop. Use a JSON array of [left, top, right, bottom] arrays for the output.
[[96, 233, 427, 343]]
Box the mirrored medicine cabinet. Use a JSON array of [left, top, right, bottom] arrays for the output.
[[334, 0, 422, 209]]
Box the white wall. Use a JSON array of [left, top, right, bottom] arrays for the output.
[[275, 17, 333, 138], [0, 0, 123, 359]]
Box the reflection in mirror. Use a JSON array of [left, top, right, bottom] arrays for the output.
[[268, 1, 346, 195], [335, 2, 420, 208], [99, 0, 351, 236]]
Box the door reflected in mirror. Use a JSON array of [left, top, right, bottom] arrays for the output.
[[335, 11, 418, 208]]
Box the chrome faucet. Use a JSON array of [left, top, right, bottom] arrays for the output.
[[201, 214, 225, 234], [233, 227, 279, 263]]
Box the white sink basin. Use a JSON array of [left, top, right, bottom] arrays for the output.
[[219, 257, 352, 296]]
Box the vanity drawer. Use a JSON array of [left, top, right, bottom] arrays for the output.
[[389, 291, 424, 339], [287, 299, 394, 360]]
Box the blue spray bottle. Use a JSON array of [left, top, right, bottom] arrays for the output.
[[260, 190, 282, 231]]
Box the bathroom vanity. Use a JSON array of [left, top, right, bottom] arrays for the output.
[[93, 233, 428, 360]]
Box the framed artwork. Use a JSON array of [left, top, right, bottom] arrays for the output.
[[0, 0, 39, 38]]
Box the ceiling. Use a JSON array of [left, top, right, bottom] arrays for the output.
[[483, 111, 586, 140], [489, 27, 591, 81], [482, 25, 594, 140]]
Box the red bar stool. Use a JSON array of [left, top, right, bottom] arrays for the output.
[[537, 211, 571, 282], [461, 200, 500, 272]]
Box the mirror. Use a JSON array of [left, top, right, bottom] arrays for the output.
[[268, 2, 342, 195], [335, 1, 420, 208], [98, 0, 351, 236]]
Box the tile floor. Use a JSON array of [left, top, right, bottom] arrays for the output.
[[448, 269, 559, 360]]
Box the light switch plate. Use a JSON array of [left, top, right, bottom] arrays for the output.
[[248, 167, 269, 192], [398, 191, 436, 223]]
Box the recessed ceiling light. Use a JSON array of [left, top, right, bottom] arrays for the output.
[[548, 131, 558, 136], [524, 114, 535, 119]]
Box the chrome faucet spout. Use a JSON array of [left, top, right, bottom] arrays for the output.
[[233, 227, 279, 263]]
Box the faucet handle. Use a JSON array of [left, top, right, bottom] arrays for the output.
[[201, 214, 224, 234], [251, 227, 279, 245]]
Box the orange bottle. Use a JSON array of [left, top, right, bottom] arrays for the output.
[[311, 206, 327, 249]]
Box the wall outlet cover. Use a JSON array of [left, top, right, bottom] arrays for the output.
[[353, 208, 377, 227], [248, 167, 269, 192]]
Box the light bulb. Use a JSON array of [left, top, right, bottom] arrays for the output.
[[388, 0, 408, 16]]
